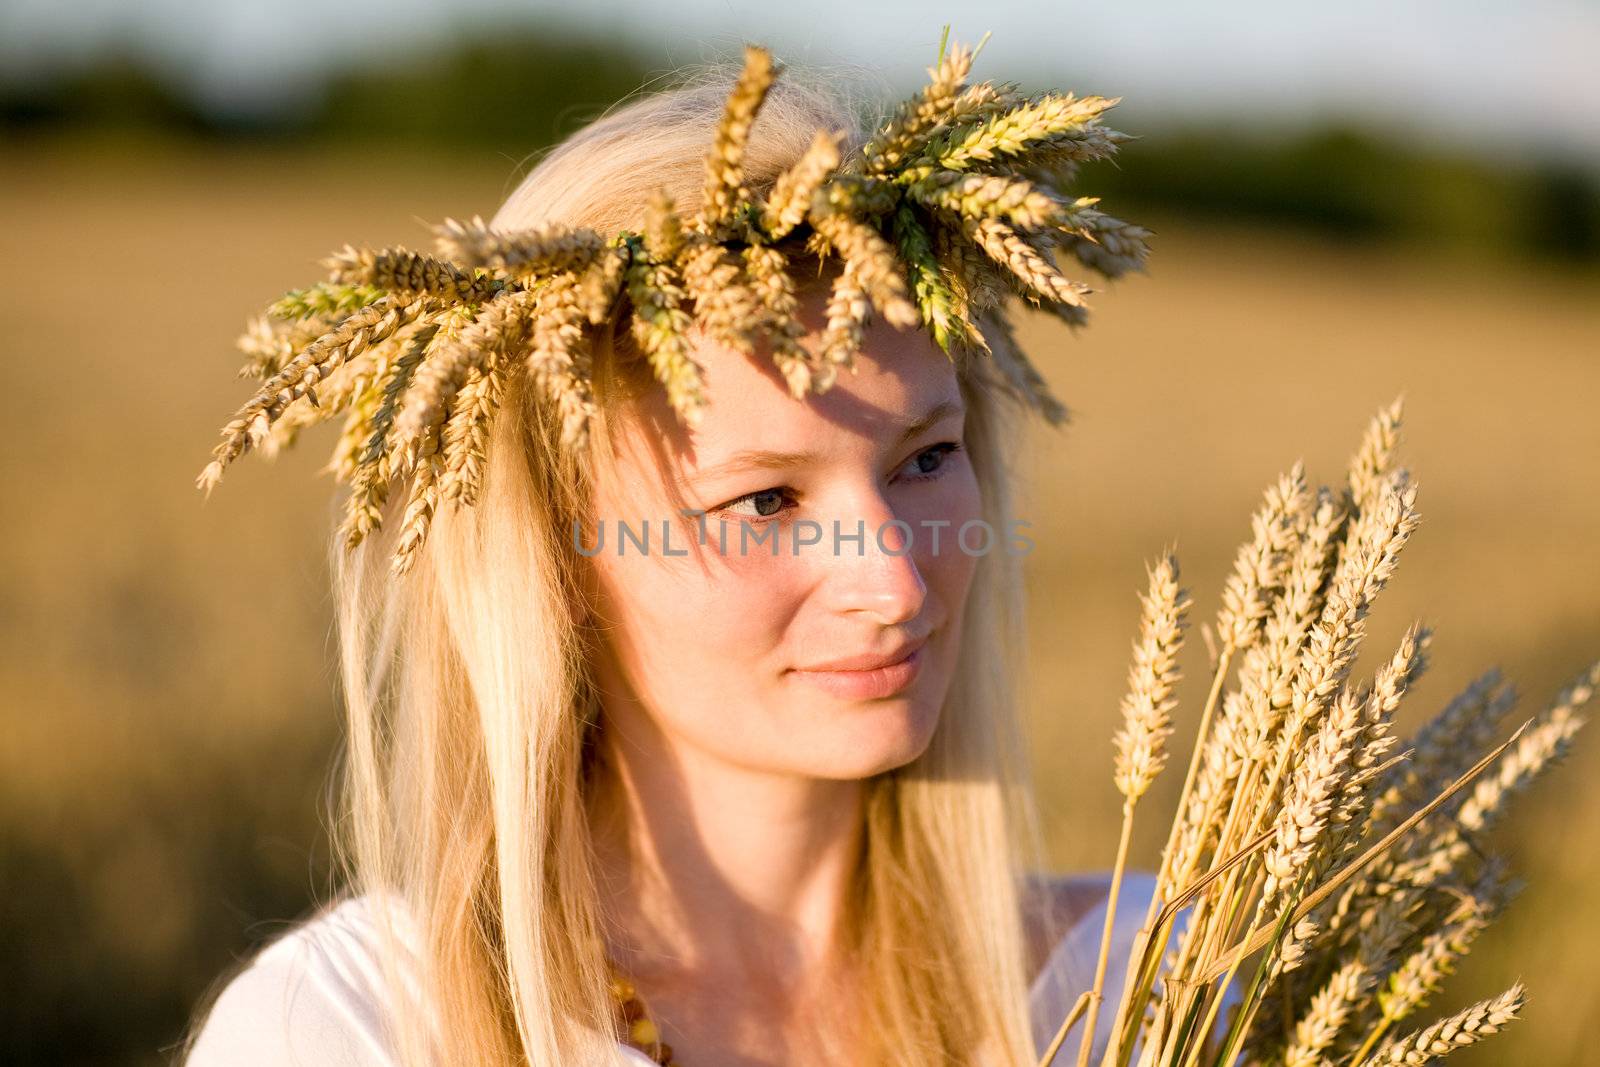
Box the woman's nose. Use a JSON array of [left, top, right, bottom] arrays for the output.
[[820, 496, 928, 625]]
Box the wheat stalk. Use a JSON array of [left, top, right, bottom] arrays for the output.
[[1074, 554, 1192, 1067], [1357, 982, 1524, 1065]]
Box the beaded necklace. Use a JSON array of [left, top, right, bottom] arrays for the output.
[[606, 962, 678, 1066]]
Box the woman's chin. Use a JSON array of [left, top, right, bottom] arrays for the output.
[[803, 696, 942, 778]]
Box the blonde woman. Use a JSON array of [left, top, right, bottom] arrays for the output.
[[183, 46, 1157, 1067]]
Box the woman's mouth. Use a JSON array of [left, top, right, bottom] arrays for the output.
[[788, 638, 927, 700]]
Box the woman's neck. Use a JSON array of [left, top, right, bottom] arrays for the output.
[[586, 706, 866, 999]]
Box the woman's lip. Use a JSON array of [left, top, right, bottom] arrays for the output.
[[788, 644, 925, 700], [797, 634, 930, 673]]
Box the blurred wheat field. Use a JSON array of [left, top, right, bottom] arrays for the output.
[[1, 141, 1595, 1065]]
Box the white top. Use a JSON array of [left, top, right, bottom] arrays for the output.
[[185, 871, 1159, 1066]]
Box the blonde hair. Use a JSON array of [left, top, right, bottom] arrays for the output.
[[215, 59, 1056, 1067]]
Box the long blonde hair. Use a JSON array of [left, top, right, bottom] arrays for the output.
[[316, 61, 1050, 1067]]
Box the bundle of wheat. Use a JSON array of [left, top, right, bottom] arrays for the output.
[[1040, 398, 1596, 1067]]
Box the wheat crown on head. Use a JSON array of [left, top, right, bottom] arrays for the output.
[[196, 36, 1151, 575]]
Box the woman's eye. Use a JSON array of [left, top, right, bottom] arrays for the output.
[[901, 442, 963, 479], [718, 487, 794, 521]]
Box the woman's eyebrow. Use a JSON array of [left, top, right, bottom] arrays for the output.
[[691, 447, 823, 484], [689, 398, 963, 484], [895, 398, 963, 446]]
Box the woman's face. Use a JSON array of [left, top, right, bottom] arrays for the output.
[[582, 284, 984, 781]]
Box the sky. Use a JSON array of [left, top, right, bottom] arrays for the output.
[[3, 0, 1598, 161]]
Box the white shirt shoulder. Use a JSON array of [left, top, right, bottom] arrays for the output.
[[184, 894, 658, 1067], [184, 896, 413, 1067]]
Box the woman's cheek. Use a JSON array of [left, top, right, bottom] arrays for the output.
[[696, 518, 822, 582], [901, 464, 985, 555], [696, 516, 786, 567], [674, 529, 807, 638]]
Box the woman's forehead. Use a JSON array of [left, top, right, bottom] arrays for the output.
[[684, 320, 961, 458]]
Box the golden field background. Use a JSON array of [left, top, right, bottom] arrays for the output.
[[1, 140, 1596, 1065]]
